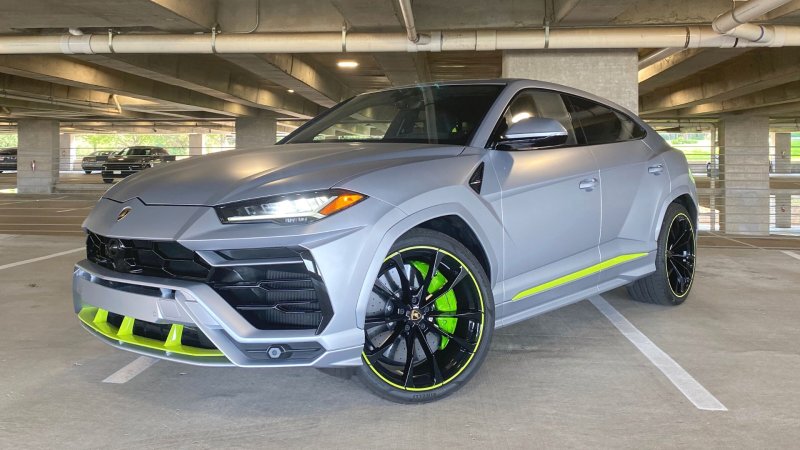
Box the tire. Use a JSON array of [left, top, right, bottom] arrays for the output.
[[627, 203, 696, 306], [357, 228, 494, 403], [84, 170, 92, 174], [102, 178, 113, 184]]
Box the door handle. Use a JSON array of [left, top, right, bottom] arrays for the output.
[[648, 164, 664, 175], [579, 178, 597, 191]]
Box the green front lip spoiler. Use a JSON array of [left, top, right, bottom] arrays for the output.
[[78, 306, 224, 358]]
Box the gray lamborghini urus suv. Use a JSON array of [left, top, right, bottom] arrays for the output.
[[74, 79, 698, 403]]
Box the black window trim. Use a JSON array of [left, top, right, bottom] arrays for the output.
[[485, 87, 648, 151]]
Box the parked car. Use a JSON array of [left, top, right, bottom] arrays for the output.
[[74, 80, 697, 403], [101, 146, 175, 183], [0, 147, 17, 172], [81, 150, 118, 174]]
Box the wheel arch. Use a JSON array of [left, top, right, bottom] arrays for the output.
[[655, 188, 699, 239], [353, 202, 502, 329], [412, 215, 492, 283]]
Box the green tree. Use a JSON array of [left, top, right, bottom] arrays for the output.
[[0, 134, 18, 148]]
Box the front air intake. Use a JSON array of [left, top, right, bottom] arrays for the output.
[[86, 232, 332, 333]]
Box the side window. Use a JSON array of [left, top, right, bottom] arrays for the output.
[[494, 89, 578, 147], [563, 94, 646, 145]]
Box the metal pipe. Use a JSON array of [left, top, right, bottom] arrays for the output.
[[712, 0, 795, 44], [1, 26, 800, 55], [397, 0, 430, 44], [638, 48, 683, 70], [712, 0, 793, 34]]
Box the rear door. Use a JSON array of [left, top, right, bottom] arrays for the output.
[[562, 94, 669, 285], [489, 89, 601, 318]]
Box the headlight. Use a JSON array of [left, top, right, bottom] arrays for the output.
[[215, 189, 366, 224]]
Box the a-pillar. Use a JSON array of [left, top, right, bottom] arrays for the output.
[[188, 133, 203, 156], [718, 115, 770, 235], [17, 119, 60, 194], [502, 49, 639, 113], [235, 112, 277, 150], [775, 132, 792, 228]]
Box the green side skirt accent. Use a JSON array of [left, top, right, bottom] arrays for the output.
[[512, 252, 648, 301], [78, 306, 224, 357]]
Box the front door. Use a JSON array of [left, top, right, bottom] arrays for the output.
[[488, 89, 602, 321]]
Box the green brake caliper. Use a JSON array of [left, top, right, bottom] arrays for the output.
[[411, 261, 457, 350]]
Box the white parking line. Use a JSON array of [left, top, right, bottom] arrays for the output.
[[0, 196, 68, 206], [0, 247, 84, 271], [781, 250, 800, 261], [103, 357, 159, 384], [589, 296, 728, 411], [56, 207, 91, 213]]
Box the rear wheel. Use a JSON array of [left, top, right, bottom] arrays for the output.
[[102, 178, 113, 184], [84, 170, 91, 174], [627, 203, 696, 305], [357, 228, 493, 403]]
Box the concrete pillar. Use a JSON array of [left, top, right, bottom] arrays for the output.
[[17, 119, 60, 194], [775, 132, 792, 175], [188, 133, 203, 156], [502, 49, 639, 113], [775, 193, 792, 228], [235, 113, 277, 150], [59, 133, 72, 171], [718, 115, 770, 235], [775, 133, 793, 228]]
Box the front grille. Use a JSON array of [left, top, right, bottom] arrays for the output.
[[86, 232, 211, 280], [104, 163, 140, 171], [87, 232, 331, 332]]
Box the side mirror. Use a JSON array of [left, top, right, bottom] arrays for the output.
[[497, 117, 569, 150]]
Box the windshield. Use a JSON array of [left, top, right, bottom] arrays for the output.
[[283, 84, 504, 146], [117, 147, 156, 156]]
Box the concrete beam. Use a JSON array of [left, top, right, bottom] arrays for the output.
[[372, 53, 431, 86], [638, 48, 751, 95], [220, 54, 352, 108], [613, 0, 732, 25], [556, 0, 638, 24], [640, 48, 800, 115], [78, 54, 323, 119], [0, 55, 257, 118], [678, 81, 800, 116], [148, 0, 217, 30]]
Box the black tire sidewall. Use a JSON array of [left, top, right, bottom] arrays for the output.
[[356, 228, 495, 403], [655, 203, 696, 305]]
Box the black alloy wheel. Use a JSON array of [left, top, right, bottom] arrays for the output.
[[357, 229, 493, 403]]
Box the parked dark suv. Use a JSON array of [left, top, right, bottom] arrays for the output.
[[102, 146, 175, 183], [81, 150, 118, 174], [0, 148, 17, 172]]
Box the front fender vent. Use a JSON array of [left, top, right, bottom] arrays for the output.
[[469, 162, 484, 194]]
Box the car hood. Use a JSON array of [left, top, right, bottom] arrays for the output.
[[104, 142, 465, 206]]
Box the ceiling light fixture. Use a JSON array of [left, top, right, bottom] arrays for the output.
[[287, 89, 295, 93], [337, 60, 359, 69]]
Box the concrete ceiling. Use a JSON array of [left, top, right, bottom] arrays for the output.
[[0, 0, 798, 131]]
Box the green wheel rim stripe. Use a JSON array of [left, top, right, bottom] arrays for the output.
[[362, 246, 485, 392]]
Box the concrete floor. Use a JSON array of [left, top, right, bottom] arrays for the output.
[[0, 230, 799, 448]]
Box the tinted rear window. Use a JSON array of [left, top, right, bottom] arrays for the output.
[[563, 95, 645, 145]]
